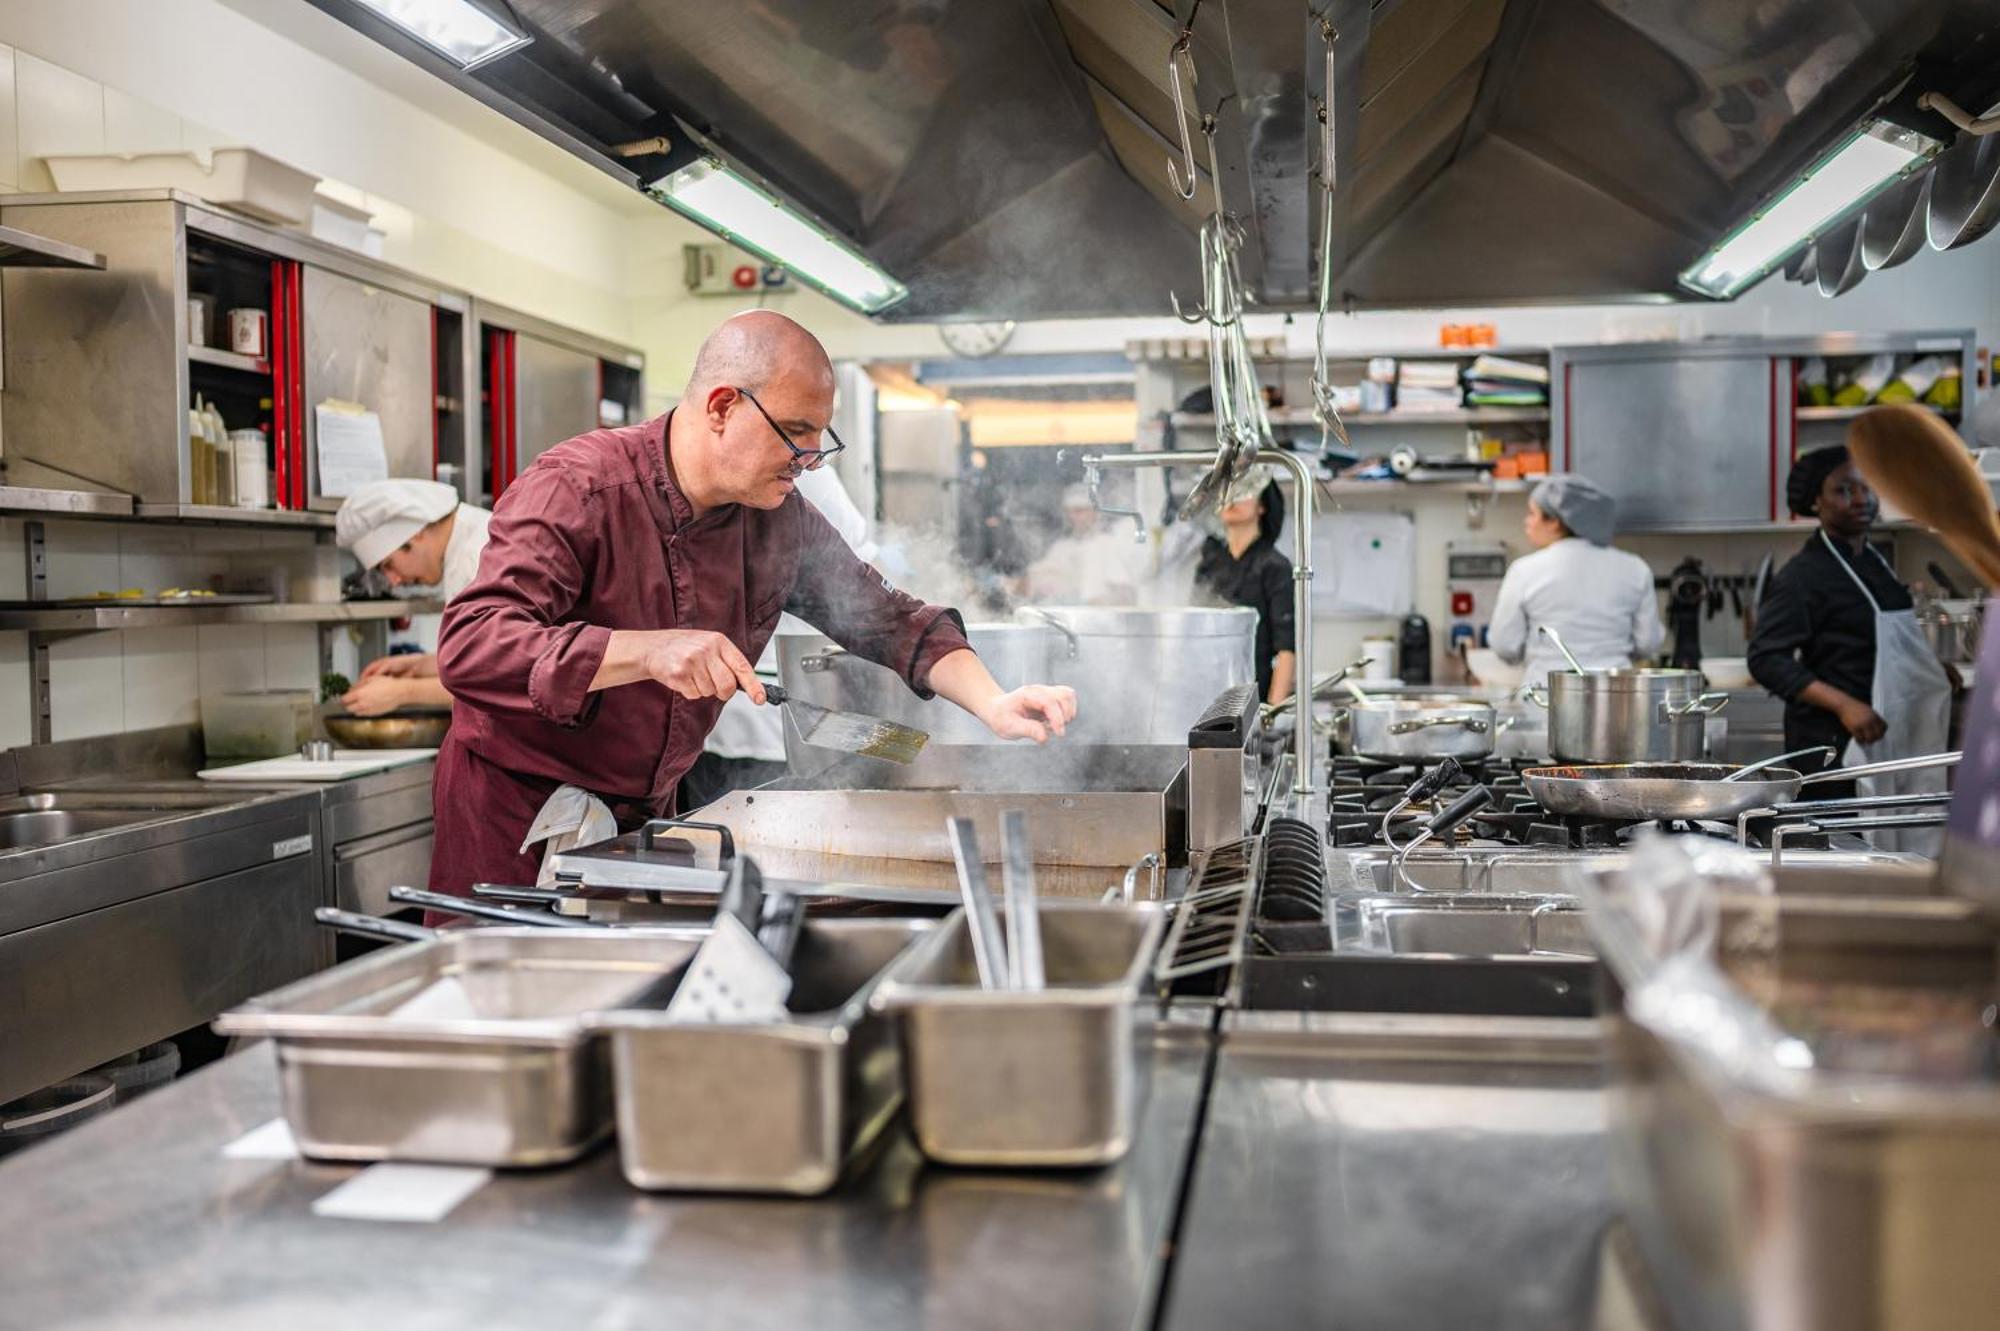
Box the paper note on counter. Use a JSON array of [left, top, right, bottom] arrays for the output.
[[314, 401, 389, 497]]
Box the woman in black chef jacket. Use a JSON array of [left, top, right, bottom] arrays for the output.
[[1748, 445, 1952, 831], [1195, 468, 1296, 706]]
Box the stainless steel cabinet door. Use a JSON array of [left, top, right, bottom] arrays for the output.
[[1562, 352, 1777, 530], [514, 332, 598, 468], [301, 266, 434, 508]]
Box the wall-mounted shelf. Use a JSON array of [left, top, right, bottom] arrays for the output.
[[0, 486, 134, 517], [0, 223, 105, 269], [134, 503, 335, 528], [1320, 478, 1531, 497], [188, 345, 271, 375], [1794, 403, 1958, 423], [1173, 407, 1548, 429], [0, 598, 442, 634]]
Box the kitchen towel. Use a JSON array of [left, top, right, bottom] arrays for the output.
[[1314, 511, 1415, 618]]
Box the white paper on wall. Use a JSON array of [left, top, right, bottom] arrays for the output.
[[314, 401, 389, 498], [1314, 510, 1415, 618]]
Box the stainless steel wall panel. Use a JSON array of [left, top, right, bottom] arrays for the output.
[[300, 265, 436, 508]]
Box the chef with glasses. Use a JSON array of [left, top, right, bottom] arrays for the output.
[[428, 310, 1076, 901]]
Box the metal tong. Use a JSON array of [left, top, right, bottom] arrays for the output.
[[945, 812, 1045, 992]]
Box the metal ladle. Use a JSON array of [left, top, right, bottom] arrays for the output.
[[1538, 625, 1589, 675], [1722, 745, 1838, 783]]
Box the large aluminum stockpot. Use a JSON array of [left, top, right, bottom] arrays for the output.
[[776, 623, 1055, 766], [1539, 668, 1725, 764], [1016, 605, 1256, 746]]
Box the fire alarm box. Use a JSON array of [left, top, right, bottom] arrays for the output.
[[684, 243, 792, 297]]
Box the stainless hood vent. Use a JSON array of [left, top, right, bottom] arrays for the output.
[[306, 0, 1999, 317]]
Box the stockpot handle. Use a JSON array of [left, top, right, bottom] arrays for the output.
[[1387, 715, 1492, 735], [799, 647, 847, 673], [1019, 606, 1079, 658], [1522, 685, 1548, 708], [1661, 692, 1730, 719]]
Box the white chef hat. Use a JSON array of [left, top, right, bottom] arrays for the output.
[[335, 479, 460, 569]]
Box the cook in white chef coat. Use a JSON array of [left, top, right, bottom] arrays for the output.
[[1019, 484, 1152, 605], [333, 478, 493, 715], [1487, 475, 1665, 686], [676, 462, 878, 810]]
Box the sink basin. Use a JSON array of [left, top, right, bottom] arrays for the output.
[[1338, 894, 1592, 958], [0, 790, 243, 853]]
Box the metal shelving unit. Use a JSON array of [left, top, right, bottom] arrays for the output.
[[1173, 407, 1548, 428], [0, 598, 441, 634], [132, 503, 336, 528], [1795, 403, 1958, 423], [0, 222, 105, 270], [187, 345, 271, 375]]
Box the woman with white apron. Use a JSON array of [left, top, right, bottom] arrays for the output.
[[1748, 447, 1953, 853]]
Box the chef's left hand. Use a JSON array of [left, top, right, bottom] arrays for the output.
[[978, 685, 1078, 743], [342, 677, 411, 717]]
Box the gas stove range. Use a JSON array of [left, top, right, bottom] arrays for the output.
[[1325, 754, 1699, 851]]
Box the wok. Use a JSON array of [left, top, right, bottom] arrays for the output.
[[322, 707, 451, 749], [1524, 752, 1961, 823]]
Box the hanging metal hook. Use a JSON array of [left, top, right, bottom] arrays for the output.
[[1166, 32, 1200, 201]]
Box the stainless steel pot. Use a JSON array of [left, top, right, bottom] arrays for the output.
[[1343, 697, 1495, 762], [776, 624, 1055, 766], [1016, 605, 1256, 746], [1920, 599, 1983, 665], [1536, 668, 1726, 764]]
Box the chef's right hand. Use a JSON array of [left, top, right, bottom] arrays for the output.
[[1838, 699, 1888, 744], [639, 629, 765, 703]]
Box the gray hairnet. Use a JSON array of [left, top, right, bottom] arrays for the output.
[[1530, 474, 1617, 546]]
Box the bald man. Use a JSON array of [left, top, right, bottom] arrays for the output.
[[431, 311, 1075, 898]]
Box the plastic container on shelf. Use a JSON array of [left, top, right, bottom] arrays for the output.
[[44, 148, 320, 224], [200, 690, 316, 759]]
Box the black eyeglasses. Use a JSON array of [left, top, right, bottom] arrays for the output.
[[734, 386, 846, 471]]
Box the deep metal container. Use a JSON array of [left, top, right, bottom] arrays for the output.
[[1588, 879, 2000, 1331], [590, 919, 929, 1195], [1542, 668, 1723, 763], [776, 623, 1055, 766], [1016, 605, 1256, 746], [214, 929, 700, 1166], [872, 901, 1165, 1166], [1342, 696, 1495, 762]]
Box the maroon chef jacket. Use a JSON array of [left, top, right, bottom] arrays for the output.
[[429, 412, 972, 897]]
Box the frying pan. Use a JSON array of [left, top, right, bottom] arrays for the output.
[[1523, 751, 1961, 822]]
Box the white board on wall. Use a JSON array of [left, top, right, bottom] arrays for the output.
[[1313, 511, 1415, 619]]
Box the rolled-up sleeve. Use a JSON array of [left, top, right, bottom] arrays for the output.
[[785, 502, 972, 696], [1747, 565, 1816, 702], [438, 465, 610, 727]]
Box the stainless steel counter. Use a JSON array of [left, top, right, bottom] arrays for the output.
[[0, 1009, 1213, 1330], [1162, 1010, 1620, 1331]]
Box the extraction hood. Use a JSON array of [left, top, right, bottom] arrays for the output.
[[308, 0, 2000, 318]]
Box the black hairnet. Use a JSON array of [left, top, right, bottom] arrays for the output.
[[1786, 445, 1849, 518]]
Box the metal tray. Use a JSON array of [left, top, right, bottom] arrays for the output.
[[589, 919, 930, 1195], [1590, 889, 2000, 1331], [214, 929, 701, 1167], [872, 901, 1165, 1167]]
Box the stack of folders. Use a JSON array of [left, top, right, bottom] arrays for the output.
[[1462, 354, 1549, 408], [1395, 359, 1464, 413]]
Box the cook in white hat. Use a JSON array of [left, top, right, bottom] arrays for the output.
[[333, 479, 493, 715]]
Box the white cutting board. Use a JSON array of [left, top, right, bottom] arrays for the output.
[[197, 749, 436, 782]]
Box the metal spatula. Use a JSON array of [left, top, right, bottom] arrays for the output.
[[763, 685, 930, 765]]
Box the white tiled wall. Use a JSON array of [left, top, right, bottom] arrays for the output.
[[0, 521, 329, 749]]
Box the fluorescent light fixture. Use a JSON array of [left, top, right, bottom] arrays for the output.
[[651, 157, 908, 315], [353, 0, 530, 70], [1679, 120, 1939, 299]]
